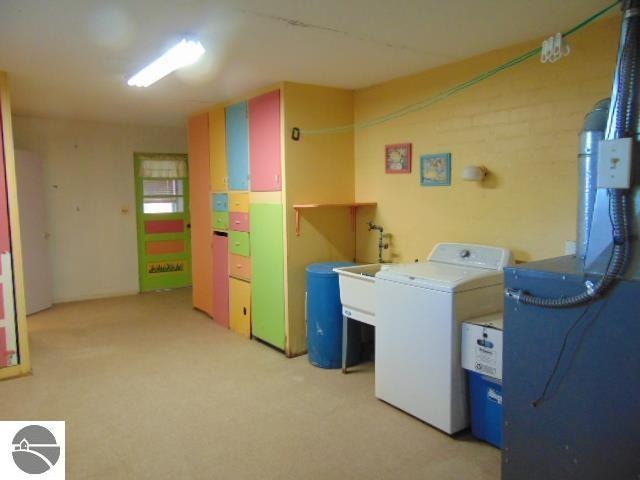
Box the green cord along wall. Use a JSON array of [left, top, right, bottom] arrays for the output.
[[353, 15, 619, 264]]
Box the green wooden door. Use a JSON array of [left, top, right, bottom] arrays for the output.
[[250, 203, 285, 349], [134, 153, 192, 292]]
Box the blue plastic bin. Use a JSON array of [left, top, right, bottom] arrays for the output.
[[468, 371, 503, 448], [306, 262, 361, 368]]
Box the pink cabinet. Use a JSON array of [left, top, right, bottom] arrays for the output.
[[229, 212, 250, 232], [212, 233, 229, 328], [249, 90, 281, 191]]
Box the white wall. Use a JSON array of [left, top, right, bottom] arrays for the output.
[[12, 116, 187, 303]]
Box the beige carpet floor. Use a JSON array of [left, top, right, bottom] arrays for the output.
[[0, 288, 500, 480]]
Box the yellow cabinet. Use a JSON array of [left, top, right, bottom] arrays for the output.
[[229, 278, 251, 338], [209, 107, 227, 192], [228, 192, 249, 213]]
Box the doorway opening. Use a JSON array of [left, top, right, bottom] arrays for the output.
[[134, 153, 191, 292]]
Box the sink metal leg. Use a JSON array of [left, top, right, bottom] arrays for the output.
[[342, 315, 348, 374]]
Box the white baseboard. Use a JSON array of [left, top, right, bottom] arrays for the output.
[[53, 289, 140, 304]]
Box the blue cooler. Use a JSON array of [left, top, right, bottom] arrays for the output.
[[306, 262, 361, 368], [461, 314, 504, 448]]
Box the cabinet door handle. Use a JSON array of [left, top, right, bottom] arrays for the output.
[[243, 307, 247, 315], [234, 220, 240, 224], [236, 264, 242, 268], [235, 242, 240, 246]]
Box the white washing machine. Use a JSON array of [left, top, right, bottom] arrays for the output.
[[375, 243, 512, 434]]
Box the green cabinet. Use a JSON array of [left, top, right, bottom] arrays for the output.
[[250, 203, 285, 350], [229, 231, 250, 256], [213, 211, 229, 230]]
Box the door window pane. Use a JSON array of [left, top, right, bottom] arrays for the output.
[[143, 179, 184, 196], [143, 197, 184, 214]]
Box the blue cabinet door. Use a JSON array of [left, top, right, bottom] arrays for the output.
[[226, 102, 249, 191]]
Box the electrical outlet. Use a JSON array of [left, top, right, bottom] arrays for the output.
[[564, 241, 576, 255], [597, 138, 632, 189]]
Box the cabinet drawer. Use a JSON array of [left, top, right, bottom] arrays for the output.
[[229, 254, 251, 281], [228, 192, 249, 212], [229, 231, 250, 256], [212, 193, 228, 212], [229, 212, 250, 232], [213, 212, 229, 230]]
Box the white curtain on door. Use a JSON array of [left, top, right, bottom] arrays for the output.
[[138, 155, 187, 178]]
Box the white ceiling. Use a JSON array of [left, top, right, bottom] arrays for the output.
[[0, 0, 616, 127]]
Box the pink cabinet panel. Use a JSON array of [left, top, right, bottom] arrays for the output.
[[0, 327, 7, 367], [229, 212, 250, 232], [249, 90, 281, 192], [212, 233, 229, 328], [0, 110, 10, 253], [229, 254, 251, 281]]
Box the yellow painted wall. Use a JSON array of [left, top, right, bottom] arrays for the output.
[[0, 72, 30, 380], [282, 82, 355, 355], [353, 17, 619, 263]]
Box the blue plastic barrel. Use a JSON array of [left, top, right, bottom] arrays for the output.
[[306, 262, 361, 368]]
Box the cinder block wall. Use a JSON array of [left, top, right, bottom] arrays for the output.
[[353, 17, 618, 263]]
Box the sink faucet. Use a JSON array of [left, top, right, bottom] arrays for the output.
[[367, 221, 389, 263]]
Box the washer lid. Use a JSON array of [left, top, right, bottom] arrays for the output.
[[375, 261, 504, 292]]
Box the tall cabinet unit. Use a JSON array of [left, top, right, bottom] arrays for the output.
[[190, 82, 356, 357], [0, 72, 30, 380], [209, 106, 230, 328], [228, 191, 251, 337], [188, 113, 213, 316]]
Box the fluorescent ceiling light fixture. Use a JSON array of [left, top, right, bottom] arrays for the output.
[[127, 38, 205, 87]]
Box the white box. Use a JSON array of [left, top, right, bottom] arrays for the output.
[[597, 138, 632, 189], [462, 313, 503, 380]]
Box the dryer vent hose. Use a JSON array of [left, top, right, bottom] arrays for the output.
[[508, 1, 638, 308]]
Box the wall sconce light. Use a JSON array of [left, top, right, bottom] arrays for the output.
[[462, 165, 488, 182]]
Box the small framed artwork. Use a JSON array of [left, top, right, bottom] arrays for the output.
[[385, 143, 412, 173], [420, 153, 452, 187]]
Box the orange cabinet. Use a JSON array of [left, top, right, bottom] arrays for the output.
[[228, 192, 249, 213], [188, 112, 213, 316], [229, 254, 251, 281]]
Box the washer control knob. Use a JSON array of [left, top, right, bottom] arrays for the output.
[[460, 249, 471, 258]]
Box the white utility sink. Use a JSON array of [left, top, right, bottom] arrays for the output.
[[333, 264, 391, 325]]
